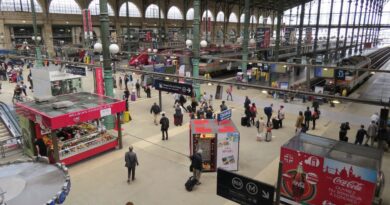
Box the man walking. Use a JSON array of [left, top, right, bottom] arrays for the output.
[[150, 103, 161, 125], [135, 80, 141, 98], [355, 125, 368, 145], [160, 113, 170, 140], [190, 149, 203, 185], [366, 121, 378, 146], [125, 145, 139, 183], [304, 107, 312, 128]]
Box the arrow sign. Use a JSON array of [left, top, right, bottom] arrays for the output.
[[262, 190, 269, 199], [153, 79, 193, 96]]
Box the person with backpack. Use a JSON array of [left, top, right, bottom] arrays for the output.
[[339, 122, 350, 142], [160, 113, 170, 140], [150, 103, 161, 125], [355, 125, 368, 145], [277, 105, 285, 128], [264, 104, 273, 125], [250, 103, 257, 126], [311, 108, 320, 130], [189, 149, 203, 185], [304, 107, 312, 128]]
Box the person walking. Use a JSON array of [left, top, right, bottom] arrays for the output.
[[277, 105, 285, 128], [145, 86, 151, 98], [304, 107, 312, 128], [119, 76, 123, 90], [190, 149, 203, 185], [220, 101, 228, 112], [366, 121, 378, 146], [226, 84, 233, 101], [135, 80, 141, 98], [355, 125, 368, 145], [311, 108, 320, 130], [160, 113, 169, 140], [264, 104, 273, 125], [250, 103, 257, 126], [20, 81, 27, 96], [150, 103, 161, 125], [295, 111, 304, 133], [339, 122, 350, 142], [125, 145, 139, 183], [244, 96, 251, 109]]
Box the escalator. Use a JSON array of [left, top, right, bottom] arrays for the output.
[[0, 102, 23, 159]]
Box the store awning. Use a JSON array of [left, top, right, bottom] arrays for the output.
[[15, 92, 126, 130]]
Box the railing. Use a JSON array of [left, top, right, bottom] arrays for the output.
[[0, 102, 22, 158]]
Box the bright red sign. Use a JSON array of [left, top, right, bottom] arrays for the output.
[[95, 67, 104, 95], [280, 147, 377, 205]]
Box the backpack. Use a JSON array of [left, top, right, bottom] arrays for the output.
[[264, 107, 271, 116], [162, 117, 169, 129]]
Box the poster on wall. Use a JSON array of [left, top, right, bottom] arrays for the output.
[[217, 132, 239, 171], [256, 28, 271, 49], [284, 27, 295, 46], [280, 147, 377, 205], [95, 67, 104, 95]]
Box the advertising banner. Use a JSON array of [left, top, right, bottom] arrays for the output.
[[217, 132, 239, 171], [256, 28, 271, 49], [95, 67, 104, 95], [284, 27, 295, 46], [280, 147, 377, 205]]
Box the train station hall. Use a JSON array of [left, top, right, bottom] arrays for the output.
[[0, 0, 389, 204]]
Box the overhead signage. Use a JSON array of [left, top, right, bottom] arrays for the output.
[[217, 168, 275, 205], [65, 65, 87, 76], [334, 69, 346, 80], [154, 79, 193, 96], [217, 109, 232, 122]]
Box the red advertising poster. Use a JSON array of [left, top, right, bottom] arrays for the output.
[[280, 147, 377, 205], [95, 67, 104, 95], [87, 9, 93, 34], [82, 9, 87, 33], [264, 29, 270, 48]]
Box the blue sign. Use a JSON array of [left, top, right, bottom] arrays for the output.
[[335, 69, 346, 80], [217, 109, 232, 122]]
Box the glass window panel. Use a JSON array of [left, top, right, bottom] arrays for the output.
[[216, 11, 224, 22], [202, 10, 214, 21], [240, 14, 245, 23], [259, 16, 263, 24], [186, 8, 194, 20], [228, 12, 238, 23], [167, 6, 183, 20], [0, 0, 42, 12], [119, 2, 141, 17], [49, 0, 81, 14], [145, 4, 164, 19], [89, 0, 114, 16]]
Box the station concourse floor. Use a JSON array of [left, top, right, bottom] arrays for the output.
[[1, 67, 389, 205]]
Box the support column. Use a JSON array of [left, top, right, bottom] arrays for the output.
[[274, 10, 283, 61], [30, 0, 43, 67], [126, 1, 131, 57], [374, 0, 384, 46], [349, 0, 359, 55], [183, 0, 188, 41], [355, 0, 364, 53], [296, 2, 305, 56], [335, 0, 345, 57], [192, 0, 201, 100], [241, 0, 250, 83], [313, 0, 321, 56], [100, 0, 115, 129], [342, 0, 353, 57], [359, 0, 370, 53], [0, 20, 9, 49], [43, 23, 55, 58], [324, 0, 334, 63], [368, 0, 378, 44], [367, 0, 376, 44]]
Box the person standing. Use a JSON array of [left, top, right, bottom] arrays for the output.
[[150, 103, 161, 125], [277, 105, 285, 128], [311, 108, 320, 130], [125, 146, 139, 183], [339, 122, 350, 142], [191, 98, 199, 113], [119, 76, 123, 90], [355, 125, 368, 145], [220, 101, 228, 112], [190, 149, 203, 185], [226, 84, 233, 101], [244, 96, 251, 109], [295, 111, 304, 133], [256, 116, 266, 140], [35, 137, 47, 157], [366, 121, 378, 146], [250, 103, 257, 126], [264, 104, 273, 125], [124, 74, 129, 89], [160, 113, 169, 140], [145, 86, 151, 98], [304, 107, 312, 128], [20, 81, 27, 96], [135, 80, 141, 98]]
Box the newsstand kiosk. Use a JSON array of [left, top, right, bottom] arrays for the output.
[[279, 132, 384, 205], [190, 119, 240, 172], [15, 92, 126, 165]]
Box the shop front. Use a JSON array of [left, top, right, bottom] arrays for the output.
[[15, 92, 125, 165], [190, 119, 240, 172]]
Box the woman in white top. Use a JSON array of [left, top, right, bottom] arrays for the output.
[[256, 116, 266, 141]]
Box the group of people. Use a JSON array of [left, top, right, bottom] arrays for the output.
[[295, 106, 321, 134]]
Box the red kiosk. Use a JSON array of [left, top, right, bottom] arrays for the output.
[[190, 119, 240, 172], [15, 92, 126, 165]]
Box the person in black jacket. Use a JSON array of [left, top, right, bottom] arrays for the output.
[[150, 103, 161, 125], [304, 107, 312, 128], [355, 125, 367, 145], [339, 122, 350, 142], [190, 149, 203, 185], [244, 96, 251, 109], [160, 113, 169, 140]]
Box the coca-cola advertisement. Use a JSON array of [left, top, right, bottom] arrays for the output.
[[280, 147, 377, 205]]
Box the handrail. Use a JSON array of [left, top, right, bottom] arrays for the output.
[[0, 102, 21, 138]]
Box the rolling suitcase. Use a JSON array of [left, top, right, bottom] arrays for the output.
[[265, 131, 272, 142], [174, 114, 183, 126], [272, 118, 280, 129], [185, 176, 198, 191], [241, 116, 248, 126]]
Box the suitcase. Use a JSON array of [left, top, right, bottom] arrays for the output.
[[272, 119, 280, 129], [241, 117, 248, 126], [131, 93, 136, 101], [185, 176, 198, 191], [174, 114, 183, 126], [265, 132, 272, 142]]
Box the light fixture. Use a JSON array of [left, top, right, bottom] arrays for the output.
[[153, 48, 158, 53], [323, 68, 328, 71], [262, 90, 268, 94], [93, 43, 103, 53], [22, 20, 26, 23], [332, 99, 340, 104], [185, 39, 193, 47], [249, 38, 256, 45], [66, 21, 69, 24], [109, 44, 120, 54], [200, 40, 208, 48], [370, 71, 376, 74], [147, 48, 152, 53]]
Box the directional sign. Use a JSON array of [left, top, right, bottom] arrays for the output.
[[217, 109, 232, 122], [153, 79, 193, 96], [217, 168, 275, 205], [65, 65, 87, 76], [334, 69, 346, 80]]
